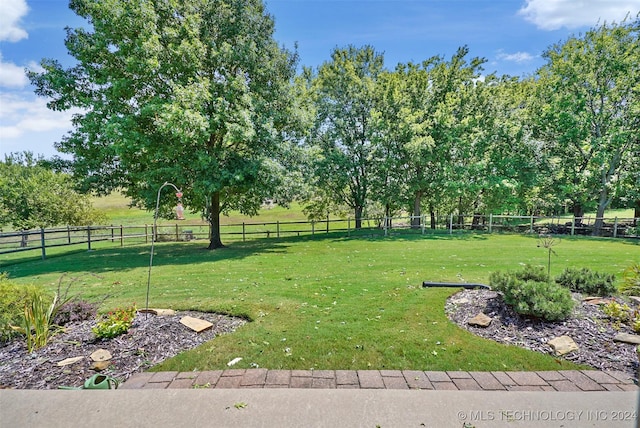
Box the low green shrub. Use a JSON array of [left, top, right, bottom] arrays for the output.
[[490, 266, 575, 321], [92, 304, 137, 339], [555, 267, 617, 296], [0, 274, 46, 343], [620, 264, 640, 296]]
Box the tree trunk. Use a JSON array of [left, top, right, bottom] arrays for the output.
[[385, 203, 392, 229], [593, 187, 610, 236], [429, 205, 436, 230], [457, 196, 464, 228], [207, 191, 225, 249], [354, 205, 363, 229], [572, 203, 584, 225], [411, 191, 422, 229]]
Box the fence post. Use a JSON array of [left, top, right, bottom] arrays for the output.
[[348, 218, 351, 237], [613, 217, 618, 238], [384, 217, 388, 236], [87, 226, 92, 251], [571, 218, 575, 236], [120, 225, 124, 246], [489, 214, 493, 233], [175, 224, 179, 241], [449, 214, 453, 235], [145, 224, 148, 243], [111, 225, 115, 242], [421, 215, 425, 235], [312, 221, 315, 235], [40, 228, 46, 260], [242, 222, 246, 242], [68, 225, 72, 244], [277, 221, 280, 238], [530, 215, 534, 234], [326, 215, 330, 234]]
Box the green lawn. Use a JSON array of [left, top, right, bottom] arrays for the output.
[[2, 232, 637, 373]]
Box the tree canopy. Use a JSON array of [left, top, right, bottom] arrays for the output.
[[29, 6, 639, 237], [0, 153, 105, 230], [29, 0, 298, 248]]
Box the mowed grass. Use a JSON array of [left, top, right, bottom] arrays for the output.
[[3, 231, 638, 373]]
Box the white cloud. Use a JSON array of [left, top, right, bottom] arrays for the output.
[[0, 52, 29, 88], [0, 0, 29, 42], [0, 92, 78, 157], [518, 0, 640, 30], [496, 50, 536, 63]]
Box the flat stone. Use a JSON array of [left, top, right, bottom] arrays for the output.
[[628, 296, 640, 305], [138, 308, 176, 316], [613, 333, 640, 345], [450, 297, 470, 305], [548, 335, 579, 356], [583, 297, 613, 305], [467, 313, 492, 327], [56, 356, 84, 367], [180, 316, 213, 333], [90, 349, 112, 362], [90, 361, 111, 371]]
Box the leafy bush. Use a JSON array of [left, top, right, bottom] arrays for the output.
[[555, 267, 617, 296], [0, 274, 46, 343], [601, 301, 632, 323], [490, 266, 574, 321], [53, 299, 97, 326], [92, 304, 137, 339], [620, 263, 640, 296]]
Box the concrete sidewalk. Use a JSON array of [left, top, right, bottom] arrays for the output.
[[2, 389, 638, 427], [120, 369, 639, 392]]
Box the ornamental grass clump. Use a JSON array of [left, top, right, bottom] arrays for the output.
[[490, 265, 574, 322], [92, 304, 137, 340]]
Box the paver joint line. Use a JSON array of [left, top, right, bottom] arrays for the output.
[[120, 369, 638, 391]]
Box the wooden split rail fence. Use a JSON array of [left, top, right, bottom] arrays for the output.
[[0, 215, 637, 260]]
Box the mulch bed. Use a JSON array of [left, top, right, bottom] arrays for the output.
[[446, 289, 639, 379], [0, 311, 246, 389]]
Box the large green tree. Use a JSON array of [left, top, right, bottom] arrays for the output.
[[29, 0, 297, 249], [306, 46, 384, 229], [0, 153, 105, 230], [531, 17, 640, 234]]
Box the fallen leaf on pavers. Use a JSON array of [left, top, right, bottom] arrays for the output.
[[57, 356, 84, 367], [90, 349, 112, 362], [180, 316, 213, 333], [234, 402, 247, 409]]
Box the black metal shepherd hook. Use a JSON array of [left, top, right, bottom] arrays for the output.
[[145, 182, 182, 316]]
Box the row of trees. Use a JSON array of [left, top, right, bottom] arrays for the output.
[[25, 0, 639, 248]]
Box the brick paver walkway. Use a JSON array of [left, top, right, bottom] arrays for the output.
[[120, 369, 638, 392]]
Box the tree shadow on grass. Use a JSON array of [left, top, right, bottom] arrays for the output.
[[1, 239, 291, 279]]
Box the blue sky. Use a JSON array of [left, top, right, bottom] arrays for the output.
[[1, 0, 639, 159]]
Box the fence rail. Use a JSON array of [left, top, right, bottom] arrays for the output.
[[1, 214, 637, 260]]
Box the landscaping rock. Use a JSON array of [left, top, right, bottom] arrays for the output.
[[613, 333, 640, 345], [56, 356, 84, 367], [467, 313, 492, 327], [548, 335, 579, 356], [138, 308, 176, 316], [90, 349, 112, 362], [583, 297, 613, 305], [180, 316, 214, 333], [90, 361, 111, 371]]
